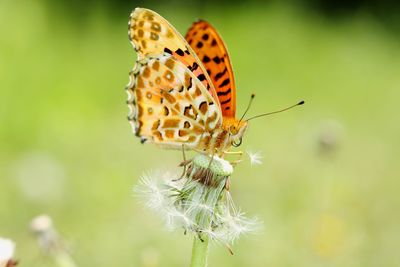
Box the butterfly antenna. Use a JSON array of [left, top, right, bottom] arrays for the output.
[[246, 100, 305, 121], [238, 93, 256, 124]]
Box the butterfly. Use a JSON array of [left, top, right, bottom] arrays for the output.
[[126, 8, 248, 156]]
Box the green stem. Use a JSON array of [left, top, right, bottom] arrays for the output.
[[190, 236, 209, 267], [55, 252, 78, 267]]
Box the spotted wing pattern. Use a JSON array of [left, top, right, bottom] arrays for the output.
[[185, 20, 236, 117], [128, 8, 220, 103], [127, 54, 222, 149]]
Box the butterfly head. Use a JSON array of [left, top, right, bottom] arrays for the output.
[[223, 118, 248, 148]]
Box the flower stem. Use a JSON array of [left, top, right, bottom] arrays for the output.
[[190, 236, 209, 267], [54, 252, 78, 267]]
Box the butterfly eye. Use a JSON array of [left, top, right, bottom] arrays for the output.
[[232, 137, 242, 147], [229, 125, 238, 135]]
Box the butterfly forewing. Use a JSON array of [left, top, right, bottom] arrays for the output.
[[128, 8, 220, 103], [127, 54, 222, 149], [185, 20, 237, 117]]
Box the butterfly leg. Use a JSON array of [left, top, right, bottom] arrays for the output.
[[223, 150, 243, 155], [174, 144, 190, 181], [230, 159, 243, 166], [191, 146, 213, 157], [207, 149, 216, 169]]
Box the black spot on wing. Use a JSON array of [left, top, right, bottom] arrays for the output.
[[203, 55, 210, 63], [175, 48, 184, 56], [213, 56, 221, 64], [197, 74, 206, 81], [219, 78, 230, 87], [217, 88, 231, 96], [191, 62, 199, 71], [214, 67, 227, 81], [164, 47, 172, 54], [220, 97, 231, 105], [202, 34, 209, 40]]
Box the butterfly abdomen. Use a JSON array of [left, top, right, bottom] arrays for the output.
[[197, 129, 229, 154], [214, 130, 229, 151]]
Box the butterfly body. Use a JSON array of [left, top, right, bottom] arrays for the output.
[[127, 8, 246, 156]]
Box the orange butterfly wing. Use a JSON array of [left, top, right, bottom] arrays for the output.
[[127, 8, 224, 150], [185, 20, 237, 117], [128, 8, 220, 106]]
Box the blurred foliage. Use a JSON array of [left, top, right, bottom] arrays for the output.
[[1, 0, 400, 266], [42, 0, 400, 30]]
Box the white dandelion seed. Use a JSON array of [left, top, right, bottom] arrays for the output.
[[134, 172, 174, 211], [247, 151, 263, 166], [220, 211, 260, 244]]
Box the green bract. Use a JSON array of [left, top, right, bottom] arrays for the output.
[[192, 154, 233, 177]]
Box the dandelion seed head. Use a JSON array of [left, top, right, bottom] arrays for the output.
[[133, 154, 261, 246], [247, 151, 263, 166]]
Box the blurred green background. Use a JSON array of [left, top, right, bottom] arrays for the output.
[[1, 0, 400, 266]]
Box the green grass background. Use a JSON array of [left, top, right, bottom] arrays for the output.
[[1, 0, 400, 266]]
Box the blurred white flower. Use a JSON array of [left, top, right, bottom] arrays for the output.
[[317, 119, 344, 154], [30, 214, 53, 233], [30, 214, 66, 256], [247, 151, 263, 166], [12, 152, 66, 203], [0, 238, 15, 267], [30, 215, 78, 267]]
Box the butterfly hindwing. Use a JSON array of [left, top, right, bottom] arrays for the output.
[[185, 20, 237, 117], [127, 54, 222, 149]]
